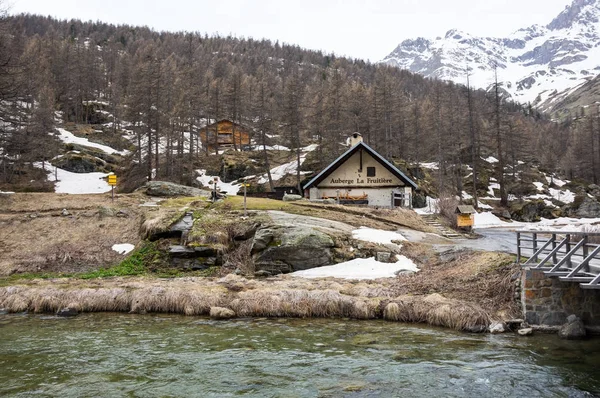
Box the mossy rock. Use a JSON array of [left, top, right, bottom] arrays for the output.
[[52, 153, 111, 173], [507, 181, 538, 198], [252, 225, 335, 273]]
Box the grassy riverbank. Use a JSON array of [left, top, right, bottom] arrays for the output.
[[0, 192, 519, 332], [0, 273, 495, 332]]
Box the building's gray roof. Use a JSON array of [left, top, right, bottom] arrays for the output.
[[303, 141, 418, 190], [456, 205, 477, 214]]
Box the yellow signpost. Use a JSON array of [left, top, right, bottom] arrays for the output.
[[456, 214, 474, 228], [455, 205, 476, 231], [108, 174, 117, 201]]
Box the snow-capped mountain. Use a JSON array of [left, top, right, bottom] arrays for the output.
[[381, 0, 600, 112]]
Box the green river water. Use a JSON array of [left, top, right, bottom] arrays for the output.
[[1, 313, 599, 397]]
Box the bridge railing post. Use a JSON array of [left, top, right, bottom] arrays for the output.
[[516, 232, 521, 264], [552, 233, 557, 265], [532, 233, 538, 263], [565, 234, 572, 267]]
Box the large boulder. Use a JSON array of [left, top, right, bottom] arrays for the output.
[[252, 225, 335, 274], [282, 193, 303, 202], [510, 200, 547, 222], [576, 197, 600, 218], [52, 152, 110, 173], [558, 315, 587, 340], [144, 181, 209, 198], [588, 184, 600, 198]]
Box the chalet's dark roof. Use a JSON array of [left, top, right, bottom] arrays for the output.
[[303, 141, 418, 190]]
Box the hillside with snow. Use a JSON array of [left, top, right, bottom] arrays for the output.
[[381, 0, 600, 114]]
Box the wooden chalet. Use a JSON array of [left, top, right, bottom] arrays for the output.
[[303, 133, 418, 208], [199, 119, 252, 152]]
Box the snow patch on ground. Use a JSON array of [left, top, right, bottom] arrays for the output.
[[533, 182, 544, 191], [483, 156, 498, 163], [547, 176, 568, 187], [352, 227, 406, 245], [34, 162, 112, 194], [420, 162, 439, 170], [474, 212, 515, 228], [196, 170, 241, 195], [474, 212, 600, 231], [414, 197, 439, 214], [302, 144, 319, 152], [55, 128, 128, 155], [291, 256, 419, 280], [488, 182, 500, 197], [521, 217, 600, 231], [477, 202, 494, 210], [112, 243, 135, 255], [549, 188, 575, 204], [257, 154, 311, 184], [250, 144, 290, 151]]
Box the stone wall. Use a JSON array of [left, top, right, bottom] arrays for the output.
[[521, 269, 600, 326]]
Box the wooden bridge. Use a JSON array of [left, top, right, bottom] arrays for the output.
[[517, 231, 600, 290]]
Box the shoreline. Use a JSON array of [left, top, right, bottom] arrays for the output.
[[0, 274, 491, 333]]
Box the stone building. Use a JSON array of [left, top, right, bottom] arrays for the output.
[[303, 134, 417, 208]]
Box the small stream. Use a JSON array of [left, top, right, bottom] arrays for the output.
[[1, 313, 599, 397]]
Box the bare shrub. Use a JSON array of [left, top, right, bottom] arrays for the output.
[[220, 240, 254, 276], [436, 194, 460, 228], [574, 225, 600, 244]]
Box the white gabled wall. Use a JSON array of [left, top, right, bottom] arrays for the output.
[[318, 150, 404, 189]]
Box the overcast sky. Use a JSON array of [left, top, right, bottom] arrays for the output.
[[9, 0, 571, 61]]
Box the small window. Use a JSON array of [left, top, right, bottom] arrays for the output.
[[367, 167, 376, 177]]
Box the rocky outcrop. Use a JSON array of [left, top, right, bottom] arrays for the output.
[[558, 314, 587, 340], [52, 152, 112, 173], [575, 196, 600, 218], [143, 181, 209, 198], [510, 200, 548, 222], [251, 225, 335, 274], [381, 0, 600, 112]]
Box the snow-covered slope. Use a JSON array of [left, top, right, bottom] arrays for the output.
[[381, 0, 600, 111]]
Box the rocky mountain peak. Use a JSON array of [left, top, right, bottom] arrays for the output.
[[547, 0, 600, 30], [381, 0, 600, 113]]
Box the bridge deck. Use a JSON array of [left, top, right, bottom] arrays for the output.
[[517, 231, 600, 290]]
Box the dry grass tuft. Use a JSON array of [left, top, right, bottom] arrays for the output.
[[0, 193, 144, 276], [139, 208, 181, 239], [0, 270, 497, 332], [382, 294, 490, 331], [221, 240, 255, 276], [390, 250, 519, 319], [292, 202, 434, 233]]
